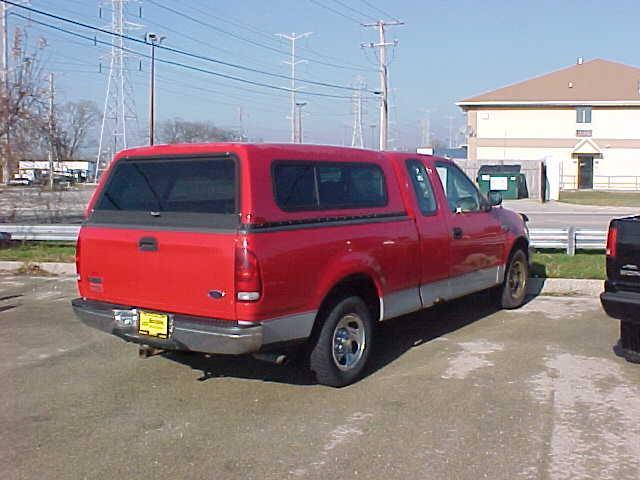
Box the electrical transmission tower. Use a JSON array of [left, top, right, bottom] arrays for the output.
[[351, 76, 366, 148], [95, 0, 142, 181], [419, 109, 431, 147]]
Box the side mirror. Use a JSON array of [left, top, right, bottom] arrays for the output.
[[455, 197, 478, 213], [487, 191, 503, 207]]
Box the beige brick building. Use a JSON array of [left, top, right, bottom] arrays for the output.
[[458, 59, 640, 190]]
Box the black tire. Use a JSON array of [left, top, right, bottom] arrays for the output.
[[620, 321, 640, 364], [309, 296, 374, 387], [499, 249, 528, 309]]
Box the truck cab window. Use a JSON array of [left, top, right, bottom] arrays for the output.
[[436, 163, 481, 213], [406, 159, 437, 215]]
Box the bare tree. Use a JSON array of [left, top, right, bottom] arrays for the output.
[[48, 100, 100, 160], [0, 29, 49, 183], [158, 118, 238, 144]]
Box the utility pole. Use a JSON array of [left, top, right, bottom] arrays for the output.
[[295, 101, 307, 143], [1, 1, 8, 185], [361, 20, 403, 151], [275, 32, 311, 143], [146, 32, 165, 146], [48, 72, 55, 191], [1, 1, 7, 90]]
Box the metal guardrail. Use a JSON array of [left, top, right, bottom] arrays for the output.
[[528, 227, 606, 255], [0, 225, 80, 242], [0, 224, 607, 255]]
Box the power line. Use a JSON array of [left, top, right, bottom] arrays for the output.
[[9, 11, 359, 100], [3, 1, 373, 94], [174, 0, 375, 71], [308, 0, 363, 24], [329, 0, 377, 22], [358, 0, 401, 23], [147, 0, 372, 73]]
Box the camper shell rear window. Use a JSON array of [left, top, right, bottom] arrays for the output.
[[90, 155, 239, 229]]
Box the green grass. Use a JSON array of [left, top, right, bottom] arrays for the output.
[[0, 243, 606, 280], [559, 190, 640, 207], [0, 242, 76, 263], [530, 251, 605, 280]]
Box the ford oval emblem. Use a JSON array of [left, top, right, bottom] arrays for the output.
[[208, 290, 225, 300]]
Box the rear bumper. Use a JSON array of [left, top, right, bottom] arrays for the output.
[[600, 290, 640, 325], [72, 298, 263, 355]]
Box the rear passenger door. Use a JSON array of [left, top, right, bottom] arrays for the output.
[[404, 159, 450, 306], [434, 161, 505, 296]]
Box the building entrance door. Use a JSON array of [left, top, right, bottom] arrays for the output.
[[578, 156, 593, 189]]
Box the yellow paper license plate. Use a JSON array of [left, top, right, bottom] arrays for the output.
[[138, 311, 169, 339]]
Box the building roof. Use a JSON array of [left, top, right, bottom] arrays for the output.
[[458, 59, 640, 107]]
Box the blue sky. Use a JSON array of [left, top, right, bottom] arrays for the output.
[[8, 0, 640, 149]]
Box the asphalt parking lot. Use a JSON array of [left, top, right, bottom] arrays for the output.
[[1, 275, 639, 480]]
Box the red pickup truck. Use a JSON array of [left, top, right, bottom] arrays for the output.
[[72, 143, 529, 386]]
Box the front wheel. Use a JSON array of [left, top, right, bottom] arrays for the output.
[[309, 296, 374, 387], [499, 249, 528, 309]]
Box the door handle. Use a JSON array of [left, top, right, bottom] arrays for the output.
[[452, 227, 463, 240], [138, 236, 158, 252]]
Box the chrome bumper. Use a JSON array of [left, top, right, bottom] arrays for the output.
[[71, 298, 263, 355]]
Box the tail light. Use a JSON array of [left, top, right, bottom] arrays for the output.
[[606, 226, 618, 258], [75, 237, 81, 282], [235, 241, 261, 302]]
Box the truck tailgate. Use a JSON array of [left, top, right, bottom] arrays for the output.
[[78, 226, 237, 319]]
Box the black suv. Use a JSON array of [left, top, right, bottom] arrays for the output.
[[601, 216, 640, 363]]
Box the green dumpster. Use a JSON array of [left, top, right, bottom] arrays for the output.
[[476, 165, 528, 200]]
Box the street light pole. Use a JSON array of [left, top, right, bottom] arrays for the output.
[[295, 101, 307, 143], [146, 32, 165, 146]]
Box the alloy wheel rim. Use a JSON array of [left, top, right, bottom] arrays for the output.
[[508, 260, 526, 298], [332, 314, 366, 371]]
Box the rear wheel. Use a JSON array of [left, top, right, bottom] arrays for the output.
[[309, 296, 373, 387], [499, 249, 528, 309]]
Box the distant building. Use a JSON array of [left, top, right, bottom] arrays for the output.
[[458, 58, 640, 190], [18, 160, 91, 183], [433, 146, 467, 160]]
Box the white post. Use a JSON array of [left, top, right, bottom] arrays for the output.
[[48, 73, 55, 191]]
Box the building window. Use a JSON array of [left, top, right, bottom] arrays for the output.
[[576, 106, 592, 123]]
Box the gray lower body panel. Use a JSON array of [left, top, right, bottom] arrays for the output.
[[72, 298, 316, 355], [381, 265, 505, 321]]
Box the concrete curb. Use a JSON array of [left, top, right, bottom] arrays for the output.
[[0, 262, 604, 297], [0, 261, 76, 276]]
